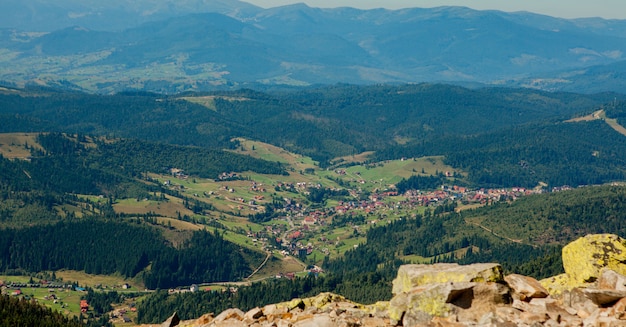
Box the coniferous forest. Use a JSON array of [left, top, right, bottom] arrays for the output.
[[0, 294, 84, 327], [0, 220, 263, 289]]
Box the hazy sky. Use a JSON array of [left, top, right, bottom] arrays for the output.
[[244, 0, 626, 19]]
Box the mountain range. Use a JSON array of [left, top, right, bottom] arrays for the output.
[[1, 0, 626, 93]]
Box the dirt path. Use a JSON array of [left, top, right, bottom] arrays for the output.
[[567, 109, 626, 137], [605, 118, 626, 137], [464, 219, 537, 248], [246, 251, 272, 280]]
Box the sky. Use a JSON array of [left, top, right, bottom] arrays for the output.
[[243, 0, 626, 19]]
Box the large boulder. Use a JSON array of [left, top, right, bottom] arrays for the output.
[[562, 234, 626, 285], [389, 263, 509, 326], [392, 263, 503, 295], [389, 282, 476, 323], [540, 273, 573, 295]]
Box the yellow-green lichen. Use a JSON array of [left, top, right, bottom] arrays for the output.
[[413, 293, 451, 317], [392, 263, 502, 295], [562, 234, 626, 286]]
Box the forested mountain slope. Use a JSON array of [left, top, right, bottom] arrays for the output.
[[2, 84, 624, 188], [0, 84, 616, 162]]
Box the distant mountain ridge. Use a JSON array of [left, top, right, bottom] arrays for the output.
[[0, 0, 263, 32], [1, 1, 626, 93]]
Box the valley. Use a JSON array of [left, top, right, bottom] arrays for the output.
[[0, 84, 626, 325], [0, 130, 620, 324], [2, 2, 626, 326]]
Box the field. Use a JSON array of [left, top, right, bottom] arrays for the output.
[[230, 138, 317, 170], [114, 194, 194, 217], [250, 255, 306, 281], [55, 270, 144, 290], [0, 133, 43, 160], [1, 275, 85, 316], [179, 95, 250, 111], [318, 156, 459, 192]]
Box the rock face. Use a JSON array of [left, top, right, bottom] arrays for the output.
[[160, 234, 626, 327]]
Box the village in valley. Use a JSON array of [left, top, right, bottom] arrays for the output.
[[149, 141, 574, 276]]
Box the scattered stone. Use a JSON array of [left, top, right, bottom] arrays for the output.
[[599, 269, 626, 291], [360, 316, 390, 327], [582, 288, 626, 306], [213, 308, 245, 323], [505, 274, 549, 300], [194, 313, 214, 325], [244, 307, 264, 321], [162, 235, 626, 327], [292, 314, 334, 327]]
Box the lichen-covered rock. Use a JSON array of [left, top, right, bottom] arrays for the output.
[[540, 273, 573, 295], [363, 300, 390, 318], [562, 234, 626, 285], [163, 235, 626, 326], [302, 292, 355, 310], [392, 263, 503, 295], [390, 282, 477, 326], [388, 290, 409, 324]]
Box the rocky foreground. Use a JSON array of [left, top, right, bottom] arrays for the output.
[[154, 234, 626, 326]]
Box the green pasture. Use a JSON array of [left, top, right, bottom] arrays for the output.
[[342, 156, 456, 188]]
